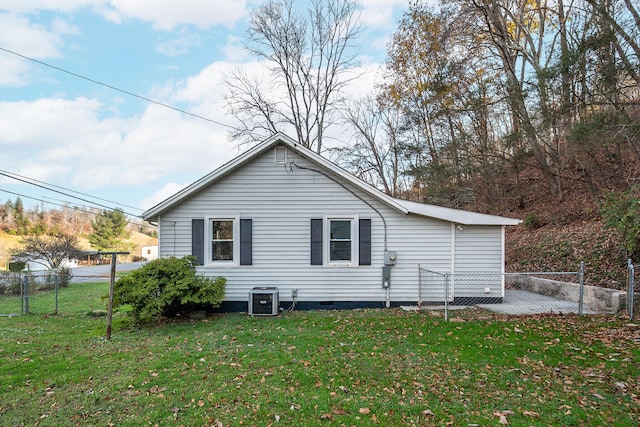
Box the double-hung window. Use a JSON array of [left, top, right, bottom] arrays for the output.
[[325, 216, 357, 266], [210, 217, 237, 263], [192, 216, 251, 266], [329, 219, 353, 261]]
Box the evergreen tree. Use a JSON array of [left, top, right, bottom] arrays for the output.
[[88, 209, 131, 251]]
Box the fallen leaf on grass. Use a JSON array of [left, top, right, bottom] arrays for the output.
[[359, 407, 370, 415], [494, 410, 513, 425]]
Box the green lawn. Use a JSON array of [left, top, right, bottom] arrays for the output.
[[0, 282, 638, 426]]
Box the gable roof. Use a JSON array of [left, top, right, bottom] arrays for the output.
[[142, 132, 521, 226]]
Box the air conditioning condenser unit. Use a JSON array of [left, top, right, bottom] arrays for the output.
[[248, 287, 279, 316]]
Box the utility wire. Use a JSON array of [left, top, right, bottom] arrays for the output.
[[0, 171, 141, 218], [0, 169, 142, 212], [0, 46, 238, 130], [0, 188, 156, 228]]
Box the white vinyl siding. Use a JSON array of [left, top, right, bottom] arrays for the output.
[[156, 144, 505, 303], [453, 225, 505, 298]]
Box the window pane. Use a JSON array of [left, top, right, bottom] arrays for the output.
[[212, 220, 234, 240], [330, 220, 351, 240], [330, 241, 351, 261], [211, 219, 234, 261], [329, 219, 352, 262], [212, 241, 234, 261]]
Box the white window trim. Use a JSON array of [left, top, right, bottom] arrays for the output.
[[323, 215, 358, 267], [205, 214, 239, 266]]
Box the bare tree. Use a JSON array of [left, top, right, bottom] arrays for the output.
[[14, 233, 83, 270], [334, 96, 406, 196], [224, 0, 361, 153]]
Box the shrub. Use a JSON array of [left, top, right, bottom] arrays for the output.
[[599, 188, 640, 260], [8, 261, 26, 272], [113, 256, 226, 325], [523, 212, 543, 230]]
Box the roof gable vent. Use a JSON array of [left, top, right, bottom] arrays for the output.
[[274, 146, 288, 164]]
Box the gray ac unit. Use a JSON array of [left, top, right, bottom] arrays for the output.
[[248, 287, 279, 316]]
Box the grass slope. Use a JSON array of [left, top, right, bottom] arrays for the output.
[[0, 282, 638, 426]]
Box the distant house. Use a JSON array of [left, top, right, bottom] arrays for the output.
[[141, 245, 158, 261], [11, 253, 78, 271], [142, 133, 521, 311]]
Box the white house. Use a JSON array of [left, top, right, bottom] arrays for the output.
[[141, 245, 159, 261], [142, 133, 521, 312]]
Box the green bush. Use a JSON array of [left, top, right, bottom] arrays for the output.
[[8, 261, 25, 272], [113, 256, 226, 325], [523, 212, 543, 230], [599, 188, 640, 260]]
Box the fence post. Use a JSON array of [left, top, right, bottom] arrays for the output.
[[23, 273, 29, 315], [578, 262, 585, 316], [444, 273, 449, 322], [54, 273, 59, 315], [628, 259, 635, 321]]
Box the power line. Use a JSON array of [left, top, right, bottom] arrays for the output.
[[0, 188, 156, 228], [0, 46, 238, 130], [0, 169, 142, 212], [0, 171, 141, 218]]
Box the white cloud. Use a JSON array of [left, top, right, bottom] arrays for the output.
[[359, 0, 407, 29], [0, 97, 236, 201], [51, 17, 81, 36], [139, 182, 188, 211], [0, 0, 103, 14], [220, 35, 250, 63], [0, 13, 72, 86], [156, 30, 202, 57], [106, 0, 250, 31], [0, 13, 64, 58]]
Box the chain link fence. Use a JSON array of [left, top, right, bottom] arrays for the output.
[[418, 263, 628, 320], [0, 271, 74, 316], [0, 268, 119, 316], [0, 272, 24, 316]]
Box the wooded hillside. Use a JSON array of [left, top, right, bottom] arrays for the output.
[[355, 0, 640, 290], [0, 201, 157, 268]]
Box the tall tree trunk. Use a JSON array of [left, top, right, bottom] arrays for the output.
[[473, 0, 563, 200]]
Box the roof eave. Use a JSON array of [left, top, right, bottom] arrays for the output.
[[143, 132, 410, 221]]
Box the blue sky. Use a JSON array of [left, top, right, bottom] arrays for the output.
[[0, 0, 408, 219]]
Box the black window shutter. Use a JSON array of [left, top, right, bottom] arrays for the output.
[[192, 219, 205, 265], [359, 219, 371, 266], [310, 219, 323, 265], [240, 219, 252, 265]]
